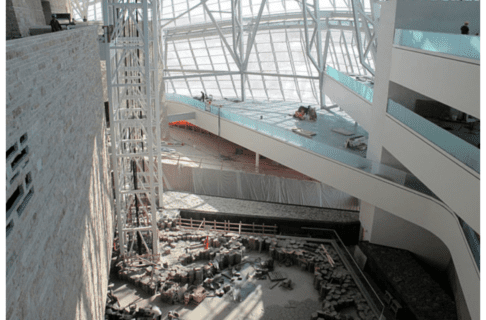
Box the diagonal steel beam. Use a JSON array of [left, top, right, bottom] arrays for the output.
[[202, 36, 224, 98], [340, 29, 355, 74], [243, 0, 267, 69], [302, 0, 320, 71], [309, 25, 318, 51], [285, 29, 303, 102], [160, 1, 204, 28], [202, 2, 241, 69], [351, 0, 376, 75]]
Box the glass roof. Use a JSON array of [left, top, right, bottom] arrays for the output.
[[72, 0, 377, 105]]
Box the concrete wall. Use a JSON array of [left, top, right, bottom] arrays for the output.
[[395, 0, 480, 35], [380, 147, 412, 175], [382, 115, 479, 232], [323, 74, 372, 129], [447, 260, 472, 320], [6, 26, 113, 320], [389, 47, 480, 119], [369, 207, 451, 271]]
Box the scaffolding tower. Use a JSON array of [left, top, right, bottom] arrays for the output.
[[103, 0, 163, 258]]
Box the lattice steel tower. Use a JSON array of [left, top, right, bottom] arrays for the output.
[[102, 0, 163, 258]]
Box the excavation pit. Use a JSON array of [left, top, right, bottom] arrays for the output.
[[107, 228, 384, 320]]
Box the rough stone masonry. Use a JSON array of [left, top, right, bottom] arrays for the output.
[[6, 26, 114, 320]]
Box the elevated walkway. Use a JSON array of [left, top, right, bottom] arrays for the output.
[[383, 111, 479, 231], [322, 65, 479, 229], [166, 94, 479, 320]]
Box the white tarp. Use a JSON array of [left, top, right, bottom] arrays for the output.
[[163, 163, 359, 211]]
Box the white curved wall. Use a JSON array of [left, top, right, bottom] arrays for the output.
[[323, 74, 373, 129], [382, 115, 479, 232], [390, 47, 480, 119]]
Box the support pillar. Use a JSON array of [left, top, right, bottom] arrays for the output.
[[319, 72, 326, 109], [255, 152, 260, 173], [241, 72, 246, 101]]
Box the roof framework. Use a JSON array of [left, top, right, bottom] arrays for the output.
[[80, 0, 379, 106], [160, 0, 379, 107]]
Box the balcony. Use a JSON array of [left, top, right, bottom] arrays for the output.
[[394, 29, 479, 60], [390, 29, 480, 119]]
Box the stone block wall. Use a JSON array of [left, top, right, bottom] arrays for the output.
[[6, 26, 114, 320], [6, 0, 22, 40], [9, 0, 46, 37], [6, 0, 71, 38], [48, 0, 71, 16]]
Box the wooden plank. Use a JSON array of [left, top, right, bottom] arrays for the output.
[[270, 280, 283, 290], [291, 127, 316, 137], [196, 220, 204, 231], [268, 271, 287, 281], [331, 128, 355, 136]]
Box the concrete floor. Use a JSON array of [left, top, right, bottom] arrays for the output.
[[165, 126, 317, 181], [111, 252, 321, 320], [212, 99, 369, 158]]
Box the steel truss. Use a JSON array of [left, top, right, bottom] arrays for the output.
[[103, 0, 163, 259], [157, 2, 376, 107], [201, 0, 267, 101], [351, 0, 379, 75], [300, 0, 331, 108]]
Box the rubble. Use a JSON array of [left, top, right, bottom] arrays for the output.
[[108, 225, 380, 320]]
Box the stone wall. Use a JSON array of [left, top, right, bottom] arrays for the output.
[[6, 0, 22, 40], [6, 0, 71, 38], [48, 0, 71, 16], [9, 0, 46, 37], [6, 26, 114, 320]]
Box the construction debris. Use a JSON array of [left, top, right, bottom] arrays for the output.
[[345, 135, 367, 150], [268, 271, 287, 282], [292, 106, 317, 121], [292, 127, 317, 138], [107, 223, 380, 320]]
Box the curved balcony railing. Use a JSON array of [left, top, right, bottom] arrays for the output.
[[387, 99, 480, 174], [394, 29, 480, 60]]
